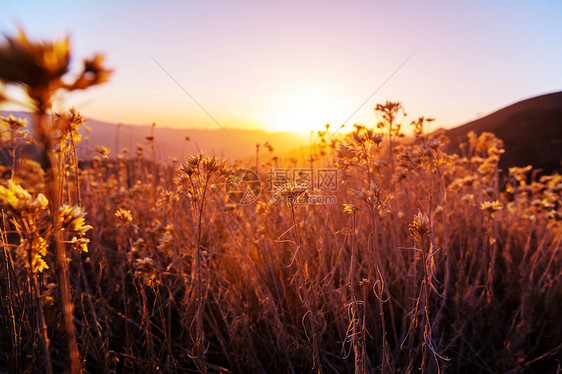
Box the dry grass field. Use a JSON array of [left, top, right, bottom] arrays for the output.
[[0, 30, 561, 374]]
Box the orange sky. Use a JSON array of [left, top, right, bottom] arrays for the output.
[[1, 0, 561, 133]]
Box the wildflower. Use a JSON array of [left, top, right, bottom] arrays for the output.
[[456, 176, 475, 189], [134, 257, 157, 286], [359, 278, 371, 288], [135, 256, 154, 271], [370, 132, 383, 145], [343, 203, 359, 214], [157, 225, 175, 253], [3, 114, 27, 130], [478, 159, 498, 175], [115, 208, 133, 223], [180, 162, 196, 178], [352, 131, 364, 144], [56, 107, 84, 143], [0, 115, 28, 146], [95, 145, 110, 159], [180, 154, 201, 177], [409, 210, 431, 241], [69, 236, 90, 252], [57, 205, 93, 235], [274, 182, 309, 205], [201, 154, 227, 174], [14, 159, 46, 194], [349, 182, 384, 212], [487, 146, 505, 158], [16, 234, 49, 273], [509, 165, 532, 184], [130, 238, 146, 255], [0, 180, 48, 213], [480, 201, 502, 215], [0, 30, 70, 106]]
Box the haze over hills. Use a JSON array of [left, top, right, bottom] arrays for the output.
[[3, 91, 562, 172], [80, 118, 310, 162], [0, 111, 309, 163], [445, 91, 562, 174]]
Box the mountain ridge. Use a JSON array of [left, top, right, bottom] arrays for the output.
[[445, 91, 562, 173]]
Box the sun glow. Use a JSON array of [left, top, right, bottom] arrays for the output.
[[267, 86, 352, 133]]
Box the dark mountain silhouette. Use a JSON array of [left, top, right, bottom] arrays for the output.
[[0, 111, 309, 163], [445, 91, 562, 174]]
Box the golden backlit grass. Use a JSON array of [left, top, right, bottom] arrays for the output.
[[0, 108, 560, 373], [0, 30, 561, 374]]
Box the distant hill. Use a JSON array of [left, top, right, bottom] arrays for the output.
[[0, 111, 309, 163], [5, 91, 562, 173], [445, 91, 562, 174]]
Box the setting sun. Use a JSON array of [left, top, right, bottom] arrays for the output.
[[1, 2, 561, 372], [267, 86, 352, 133]]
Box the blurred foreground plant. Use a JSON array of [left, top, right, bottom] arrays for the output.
[[0, 28, 111, 374]]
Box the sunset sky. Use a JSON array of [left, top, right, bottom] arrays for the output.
[[1, 0, 561, 133]]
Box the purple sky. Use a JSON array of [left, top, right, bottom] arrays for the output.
[[1, 0, 561, 133]]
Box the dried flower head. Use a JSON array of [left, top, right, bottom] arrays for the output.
[[69, 236, 90, 252], [480, 200, 502, 215], [115, 208, 133, 224], [95, 145, 110, 159], [16, 233, 49, 273], [55, 107, 84, 144], [0, 114, 29, 146], [343, 203, 360, 215], [0, 180, 48, 214], [349, 182, 384, 213], [409, 210, 431, 241], [57, 205, 93, 235], [274, 182, 309, 205]]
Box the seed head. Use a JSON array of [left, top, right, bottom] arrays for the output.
[[409, 210, 430, 241]]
